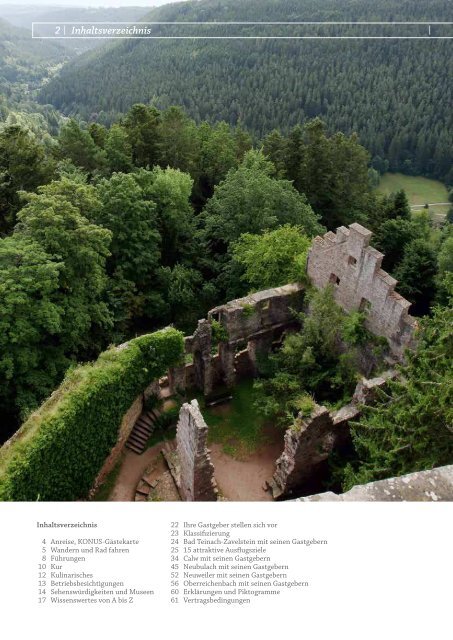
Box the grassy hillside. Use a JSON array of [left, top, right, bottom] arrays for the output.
[[38, 0, 453, 182], [377, 173, 450, 217]]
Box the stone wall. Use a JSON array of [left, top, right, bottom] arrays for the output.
[[307, 223, 417, 357], [207, 283, 303, 393], [166, 224, 416, 399], [176, 400, 217, 502], [168, 283, 304, 398], [88, 285, 304, 497], [270, 405, 335, 499], [89, 379, 163, 496], [208, 283, 304, 344], [298, 465, 453, 501], [90, 394, 143, 496], [269, 372, 396, 499]]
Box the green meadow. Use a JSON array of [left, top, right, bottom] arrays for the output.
[[376, 173, 450, 219]]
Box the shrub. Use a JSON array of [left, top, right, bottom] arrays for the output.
[[343, 289, 453, 489], [154, 405, 180, 431], [143, 393, 161, 413], [0, 328, 184, 501], [240, 303, 255, 317], [291, 394, 316, 418], [342, 311, 369, 346], [253, 286, 386, 426], [211, 319, 228, 344]]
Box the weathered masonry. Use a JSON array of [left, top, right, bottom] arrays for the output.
[[268, 372, 397, 499], [176, 400, 217, 502], [0, 222, 422, 502], [161, 223, 417, 405], [298, 465, 453, 502], [167, 283, 304, 398], [307, 223, 417, 357]]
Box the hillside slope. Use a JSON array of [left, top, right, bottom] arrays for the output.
[[0, 5, 151, 53], [0, 18, 71, 102], [38, 0, 452, 182]]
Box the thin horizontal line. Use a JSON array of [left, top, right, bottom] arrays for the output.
[[32, 36, 453, 40], [31, 21, 453, 25]]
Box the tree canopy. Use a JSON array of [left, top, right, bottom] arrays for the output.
[[344, 281, 453, 489], [200, 150, 322, 255], [38, 0, 452, 184], [232, 225, 311, 291]]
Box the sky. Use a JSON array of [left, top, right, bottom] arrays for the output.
[[0, 1, 185, 7]]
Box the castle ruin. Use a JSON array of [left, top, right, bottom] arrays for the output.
[[167, 282, 303, 399], [307, 223, 417, 357], [92, 223, 422, 501], [175, 400, 217, 501], [269, 371, 397, 499]]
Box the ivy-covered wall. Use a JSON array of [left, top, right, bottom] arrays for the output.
[[0, 328, 184, 501]]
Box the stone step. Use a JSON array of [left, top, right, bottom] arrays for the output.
[[125, 409, 160, 455], [136, 480, 151, 496], [125, 441, 143, 455], [134, 422, 152, 435], [135, 422, 151, 434], [127, 433, 148, 446], [137, 414, 153, 427], [146, 409, 160, 422], [127, 431, 147, 443]]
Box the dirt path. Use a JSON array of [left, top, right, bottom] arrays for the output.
[[108, 423, 284, 502], [108, 390, 177, 501], [108, 444, 166, 501], [210, 425, 284, 501], [411, 202, 450, 208]]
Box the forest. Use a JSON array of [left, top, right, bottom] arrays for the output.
[[0, 4, 150, 53], [0, 18, 71, 104], [0, 100, 452, 489], [38, 0, 453, 183]]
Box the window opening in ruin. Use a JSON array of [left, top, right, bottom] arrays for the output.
[[348, 256, 357, 266], [234, 340, 247, 353], [359, 298, 372, 313], [329, 273, 340, 286]]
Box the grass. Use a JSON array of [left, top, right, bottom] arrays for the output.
[[92, 456, 123, 501], [146, 423, 177, 448], [376, 173, 450, 218], [138, 382, 269, 459], [196, 379, 269, 459], [145, 401, 180, 448]]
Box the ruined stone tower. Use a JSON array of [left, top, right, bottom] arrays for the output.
[[176, 400, 217, 502], [307, 223, 417, 357]]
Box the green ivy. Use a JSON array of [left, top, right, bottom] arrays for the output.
[[0, 328, 183, 501]]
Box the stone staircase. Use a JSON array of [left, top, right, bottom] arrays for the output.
[[125, 409, 159, 454]]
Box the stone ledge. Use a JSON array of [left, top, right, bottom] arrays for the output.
[[297, 465, 453, 502]]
